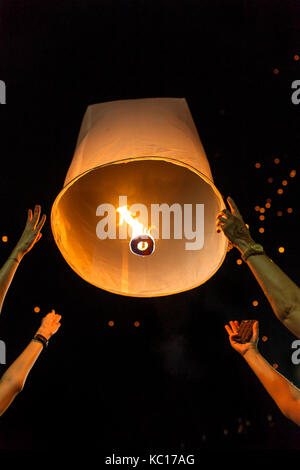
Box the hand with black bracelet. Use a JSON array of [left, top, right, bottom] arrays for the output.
[[0, 310, 62, 416]]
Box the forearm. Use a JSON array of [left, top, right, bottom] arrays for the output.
[[243, 348, 300, 423], [0, 245, 24, 314], [1, 339, 43, 391], [237, 239, 300, 334]]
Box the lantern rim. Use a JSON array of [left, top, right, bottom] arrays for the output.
[[51, 155, 229, 297]]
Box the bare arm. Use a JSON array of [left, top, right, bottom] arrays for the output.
[[0, 311, 61, 416], [0, 205, 46, 314], [226, 321, 300, 426], [0, 341, 43, 416], [218, 197, 300, 338]]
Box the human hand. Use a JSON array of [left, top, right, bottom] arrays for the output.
[[15, 205, 46, 259], [225, 320, 259, 356], [36, 310, 62, 340], [216, 197, 254, 252]]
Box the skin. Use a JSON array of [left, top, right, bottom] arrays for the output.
[[217, 197, 300, 338], [0, 205, 61, 416], [0, 204, 46, 314], [225, 321, 300, 426], [0, 311, 61, 416]]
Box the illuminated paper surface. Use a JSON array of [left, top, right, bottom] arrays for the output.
[[51, 98, 228, 297]]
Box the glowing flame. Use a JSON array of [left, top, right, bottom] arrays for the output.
[[116, 205, 156, 255], [117, 206, 153, 239]]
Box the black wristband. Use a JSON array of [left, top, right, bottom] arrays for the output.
[[32, 334, 49, 348]]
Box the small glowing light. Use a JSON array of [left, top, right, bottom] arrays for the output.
[[259, 215, 265, 221], [260, 208, 265, 213], [282, 180, 288, 186], [255, 162, 261, 168], [34, 306, 40, 313], [108, 321, 115, 327], [254, 206, 260, 212], [262, 336, 268, 342], [137, 241, 148, 251], [267, 177, 273, 183], [277, 211, 283, 216], [265, 203, 271, 209], [236, 259, 242, 265], [277, 188, 283, 194], [134, 321, 140, 327], [2, 236, 8, 242], [266, 198, 272, 203], [252, 300, 259, 307], [273, 363, 278, 369], [274, 157, 280, 164], [259, 227, 265, 233], [290, 170, 296, 178], [287, 208, 293, 213], [245, 224, 249, 229], [294, 54, 300, 61], [278, 247, 285, 253], [273, 68, 279, 74]]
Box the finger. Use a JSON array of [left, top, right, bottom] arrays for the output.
[[33, 204, 41, 220], [227, 243, 234, 252], [225, 324, 233, 335], [252, 321, 259, 340], [54, 314, 62, 322], [217, 216, 228, 224], [36, 213, 46, 232], [230, 333, 241, 343], [218, 209, 231, 218], [33, 205, 41, 229], [229, 321, 239, 334], [234, 321, 240, 329], [227, 197, 242, 218], [36, 232, 42, 242], [26, 209, 33, 225], [216, 220, 227, 233]]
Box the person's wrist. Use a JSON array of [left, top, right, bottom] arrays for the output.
[[234, 237, 256, 254], [36, 327, 51, 341], [10, 245, 26, 262], [243, 345, 259, 359]]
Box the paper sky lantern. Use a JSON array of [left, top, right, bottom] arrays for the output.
[[51, 97, 228, 297]]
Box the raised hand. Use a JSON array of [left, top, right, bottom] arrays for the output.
[[15, 205, 46, 258], [36, 310, 62, 340], [216, 197, 254, 251], [225, 320, 259, 356]]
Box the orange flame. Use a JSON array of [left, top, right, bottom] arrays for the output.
[[116, 205, 154, 239]]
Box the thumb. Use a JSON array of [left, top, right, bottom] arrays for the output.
[[252, 321, 259, 341]]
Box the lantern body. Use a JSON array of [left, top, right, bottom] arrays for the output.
[[51, 98, 228, 297]]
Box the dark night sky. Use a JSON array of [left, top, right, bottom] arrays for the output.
[[0, 0, 300, 458]]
